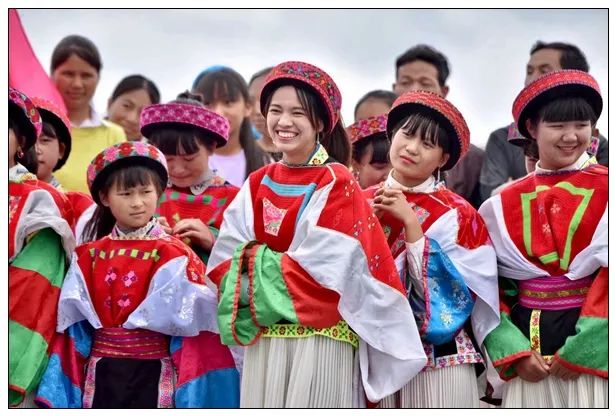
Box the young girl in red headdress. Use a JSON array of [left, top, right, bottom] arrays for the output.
[[207, 61, 427, 408], [30, 97, 97, 242], [348, 114, 392, 189], [35, 142, 240, 408], [479, 70, 607, 408], [9, 88, 75, 408], [137, 92, 240, 267], [364, 91, 500, 408]]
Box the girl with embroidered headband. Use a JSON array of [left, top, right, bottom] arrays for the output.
[[364, 91, 500, 408], [479, 70, 607, 408], [9, 88, 75, 408], [140, 91, 240, 266], [348, 114, 392, 189], [35, 141, 240, 408], [207, 61, 427, 408]]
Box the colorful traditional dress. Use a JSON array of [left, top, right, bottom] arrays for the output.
[[9, 163, 75, 407], [35, 219, 240, 408], [156, 168, 239, 264], [479, 153, 608, 407], [207, 145, 427, 407], [367, 173, 500, 407]]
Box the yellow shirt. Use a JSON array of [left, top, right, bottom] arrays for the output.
[[55, 120, 126, 194]]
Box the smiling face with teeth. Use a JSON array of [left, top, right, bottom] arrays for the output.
[[527, 119, 592, 170], [265, 85, 324, 165]]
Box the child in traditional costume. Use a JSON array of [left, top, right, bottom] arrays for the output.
[[35, 141, 240, 408], [348, 114, 391, 189], [365, 91, 500, 407], [31, 96, 97, 241], [9, 88, 75, 407], [479, 70, 607, 408], [206, 61, 427, 408], [139, 92, 239, 266]]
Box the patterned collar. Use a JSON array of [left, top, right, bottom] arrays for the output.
[[9, 163, 37, 183], [49, 175, 63, 191], [535, 152, 595, 175], [169, 168, 216, 195], [385, 170, 443, 194], [282, 143, 329, 167], [110, 217, 166, 240]]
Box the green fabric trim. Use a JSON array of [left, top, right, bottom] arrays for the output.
[[9, 321, 49, 406], [553, 182, 594, 270], [10, 228, 65, 288], [558, 316, 607, 373], [484, 312, 531, 376], [251, 245, 297, 326], [263, 320, 359, 348]]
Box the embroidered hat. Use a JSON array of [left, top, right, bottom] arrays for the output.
[[31, 97, 72, 171], [140, 102, 230, 148], [347, 114, 388, 145], [387, 90, 470, 171], [87, 141, 168, 205], [506, 121, 529, 147], [513, 70, 602, 140], [9, 87, 42, 150], [260, 61, 342, 133]]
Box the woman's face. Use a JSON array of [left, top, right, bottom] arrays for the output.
[[266, 85, 321, 165], [527, 119, 592, 170], [52, 53, 99, 112], [107, 88, 153, 141]]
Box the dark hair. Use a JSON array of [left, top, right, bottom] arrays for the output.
[[248, 67, 274, 87], [50, 35, 102, 73], [530, 41, 589, 72], [264, 82, 351, 166], [147, 91, 218, 155], [354, 90, 397, 120], [9, 117, 37, 172], [352, 132, 390, 165], [395, 44, 450, 86], [523, 140, 539, 159], [82, 165, 164, 242], [110, 74, 160, 104], [392, 113, 453, 162], [531, 97, 598, 127], [192, 67, 268, 177]]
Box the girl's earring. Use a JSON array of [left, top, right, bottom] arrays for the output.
[[16, 147, 24, 159], [316, 132, 321, 145], [436, 168, 441, 183]]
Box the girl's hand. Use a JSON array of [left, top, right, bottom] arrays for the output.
[[549, 357, 581, 381], [156, 216, 173, 234], [514, 351, 551, 382], [373, 187, 423, 242], [172, 218, 215, 250]]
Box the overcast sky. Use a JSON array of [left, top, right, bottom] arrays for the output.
[[18, 9, 608, 148]]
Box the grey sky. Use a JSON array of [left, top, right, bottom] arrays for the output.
[[19, 9, 608, 148]]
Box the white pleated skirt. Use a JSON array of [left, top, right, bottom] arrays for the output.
[[15, 391, 36, 408], [379, 364, 480, 408], [240, 335, 355, 408], [502, 374, 608, 408]]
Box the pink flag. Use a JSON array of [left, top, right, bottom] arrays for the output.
[[9, 9, 67, 113]]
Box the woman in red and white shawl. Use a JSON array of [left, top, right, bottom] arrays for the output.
[[479, 70, 608, 407], [207, 61, 426, 407]]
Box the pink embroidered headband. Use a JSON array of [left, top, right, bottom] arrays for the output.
[[140, 102, 230, 148], [9, 87, 42, 150], [347, 114, 388, 144], [87, 141, 168, 205]]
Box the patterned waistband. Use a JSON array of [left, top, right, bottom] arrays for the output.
[[262, 320, 359, 348], [519, 275, 592, 310], [91, 328, 170, 360]]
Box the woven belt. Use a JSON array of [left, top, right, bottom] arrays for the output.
[[91, 328, 170, 360], [262, 320, 359, 348], [519, 275, 592, 310]]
